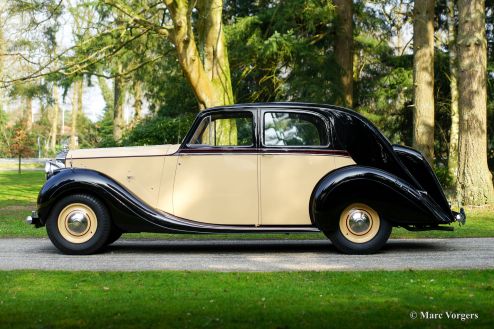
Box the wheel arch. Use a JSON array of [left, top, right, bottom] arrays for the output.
[[39, 185, 113, 226], [309, 165, 450, 233], [37, 168, 158, 233]]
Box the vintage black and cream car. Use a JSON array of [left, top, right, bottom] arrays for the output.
[[27, 103, 465, 255]]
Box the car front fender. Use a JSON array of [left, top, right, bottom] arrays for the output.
[[309, 165, 455, 232], [36, 168, 169, 233]]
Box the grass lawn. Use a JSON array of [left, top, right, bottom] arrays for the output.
[[0, 270, 493, 329], [0, 170, 493, 239]]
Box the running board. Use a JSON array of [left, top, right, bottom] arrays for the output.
[[401, 225, 454, 232]]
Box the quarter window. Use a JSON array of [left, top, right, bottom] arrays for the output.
[[263, 112, 329, 147], [189, 112, 254, 147]]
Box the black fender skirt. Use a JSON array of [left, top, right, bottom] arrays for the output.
[[36, 168, 318, 234], [309, 165, 455, 232]]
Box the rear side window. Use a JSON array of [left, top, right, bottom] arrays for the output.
[[189, 112, 254, 147], [263, 112, 329, 147]]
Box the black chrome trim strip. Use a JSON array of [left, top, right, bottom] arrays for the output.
[[177, 148, 350, 156]]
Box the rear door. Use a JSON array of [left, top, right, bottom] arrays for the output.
[[259, 109, 352, 225]]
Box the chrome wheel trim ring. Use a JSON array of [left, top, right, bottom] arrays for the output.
[[57, 203, 97, 244], [339, 203, 380, 244]]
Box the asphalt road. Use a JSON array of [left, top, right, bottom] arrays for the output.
[[1, 238, 493, 272]]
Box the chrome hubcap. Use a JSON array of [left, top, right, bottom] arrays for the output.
[[58, 203, 97, 244], [66, 211, 89, 235], [347, 210, 372, 235]]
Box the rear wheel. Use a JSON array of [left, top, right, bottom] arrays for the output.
[[325, 203, 391, 254], [46, 194, 111, 255]]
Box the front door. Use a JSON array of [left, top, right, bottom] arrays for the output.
[[173, 111, 259, 225]]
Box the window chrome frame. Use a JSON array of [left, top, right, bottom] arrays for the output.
[[260, 108, 331, 149], [186, 110, 257, 149]]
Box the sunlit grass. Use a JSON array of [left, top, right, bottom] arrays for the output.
[[0, 171, 44, 206], [0, 270, 492, 329]]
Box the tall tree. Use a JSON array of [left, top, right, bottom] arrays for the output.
[[413, 0, 435, 163], [132, 80, 143, 124], [49, 84, 60, 151], [457, 0, 494, 205], [0, 20, 4, 93], [98, 76, 114, 110], [113, 64, 125, 141], [24, 96, 33, 131], [334, 0, 353, 107], [69, 79, 82, 149], [447, 0, 459, 186]]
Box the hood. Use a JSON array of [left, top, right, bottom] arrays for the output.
[[67, 144, 180, 159]]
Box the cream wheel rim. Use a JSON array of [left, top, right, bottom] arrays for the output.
[[57, 203, 97, 243], [339, 203, 380, 243]]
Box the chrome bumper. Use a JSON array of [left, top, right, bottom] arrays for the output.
[[26, 211, 42, 227], [452, 208, 466, 226]]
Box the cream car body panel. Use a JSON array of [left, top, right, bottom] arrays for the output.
[[172, 154, 258, 225], [156, 155, 179, 214], [68, 145, 180, 207], [260, 154, 356, 225]]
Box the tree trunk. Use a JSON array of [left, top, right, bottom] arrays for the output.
[[98, 76, 114, 110], [198, 0, 234, 106], [165, 0, 234, 109], [24, 97, 33, 131], [0, 25, 4, 109], [413, 0, 435, 163], [447, 0, 459, 187], [115, 1, 234, 109], [49, 85, 59, 151], [333, 0, 353, 108], [77, 78, 83, 116], [132, 80, 143, 124], [457, 0, 494, 205], [69, 80, 80, 149], [113, 66, 125, 142]]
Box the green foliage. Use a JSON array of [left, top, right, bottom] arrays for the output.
[[358, 65, 414, 145], [121, 114, 196, 146], [0, 108, 11, 157], [434, 165, 454, 190], [226, 0, 338, 103], [95, 108, 117, 147]]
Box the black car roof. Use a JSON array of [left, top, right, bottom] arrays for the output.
[[204, 102, 347, 113], [202, 102, 367, 124]]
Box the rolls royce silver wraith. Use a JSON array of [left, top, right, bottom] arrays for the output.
[[27, 103, 465, 255]]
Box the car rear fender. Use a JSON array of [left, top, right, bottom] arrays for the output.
[[309, 165, 454, 232], [392, 145, 451, 214]]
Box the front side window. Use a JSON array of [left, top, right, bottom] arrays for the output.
[[263, 112, 329, 147], [189, 112, 254, 147]]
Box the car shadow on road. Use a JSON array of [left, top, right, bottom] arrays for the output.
[[99, 239, 449, 255], [105, 240, 334, 254]]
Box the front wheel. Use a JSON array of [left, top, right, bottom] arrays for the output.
[[325, 203, 392, 254], [46, 194, 112, 255]]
